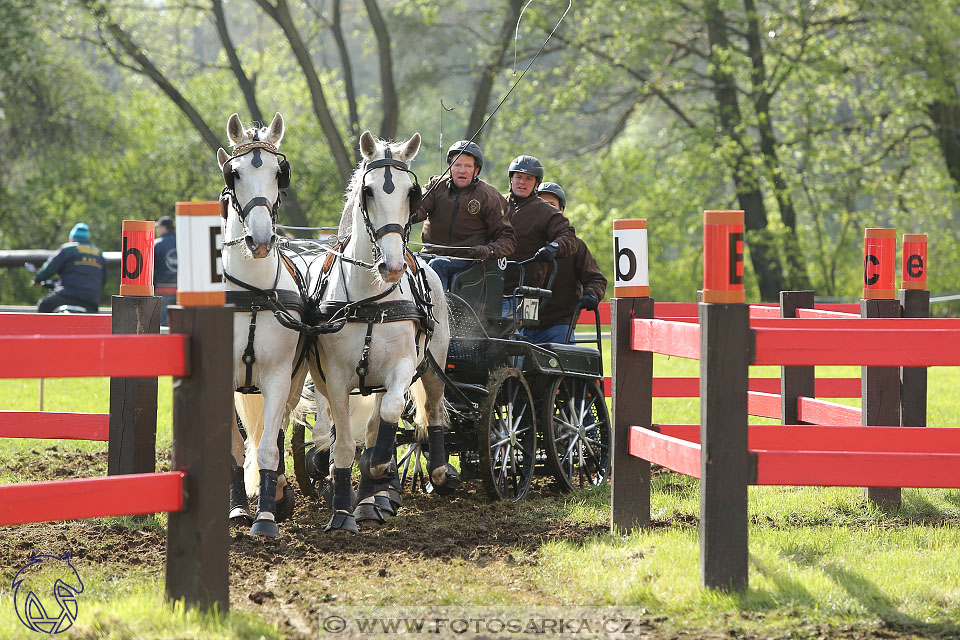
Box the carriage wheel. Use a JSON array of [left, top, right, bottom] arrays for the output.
[[292, 419, 327, 502], [478, 368, 537, 502], [542, 377, 611, 492]]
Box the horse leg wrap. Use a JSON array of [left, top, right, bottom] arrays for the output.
[[250, 469, 280, 538], [325, 467, 358, 534], [229, 460, 252, 525], [427, 425, 461, 496], [358, 419, 397, 480]]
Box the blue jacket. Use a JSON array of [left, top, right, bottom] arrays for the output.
[[154, 232, 178, 287], [34, 241, 107, 306]]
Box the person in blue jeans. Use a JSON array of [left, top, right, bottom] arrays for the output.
[[34, 223, 107, 313], [154, 216, 178, 326]]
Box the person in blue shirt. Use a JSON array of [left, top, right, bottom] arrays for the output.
[[154, 216, 178, 326], [34, 223, 107, 313]]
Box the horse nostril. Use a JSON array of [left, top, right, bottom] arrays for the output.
[[377, 263, 391, 279]]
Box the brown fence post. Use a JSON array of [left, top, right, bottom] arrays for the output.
[[610, 218, 653, 533], [899, 234, 929, 432], [899, 289, 929, 429], [611, 296, 654, 532], [780, 291, 815, 425], [700, 210, 750, 590], [860, 228, 901, 507], [860, 297, 902, 507], [699, 302, 750, 590], [165, 304, 233, 611], [108, 295, 161, 476]]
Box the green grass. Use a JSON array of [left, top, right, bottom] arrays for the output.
[[2, 365, 960, 638]]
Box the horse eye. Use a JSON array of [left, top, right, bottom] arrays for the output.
[[362, 186, 374, 198]]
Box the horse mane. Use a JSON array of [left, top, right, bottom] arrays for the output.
[[338, 136, 409, 236]]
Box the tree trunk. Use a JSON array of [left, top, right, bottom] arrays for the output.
[[255, 0, 353, 184], [927, 98, 960, 194], [211, 0, 262, 125], [743, 0, 809, 290], [466, 0, 524, 143], [704, 0, 783, 301], [331, 0, 360, 148], [364, 0, 398, 140]]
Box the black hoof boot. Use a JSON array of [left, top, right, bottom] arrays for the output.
[[356, 476, 393, 523], [304, 446, 330, 502], [325, 467, 358, 534], [250, 469, 280, 538], [354, 499, 387, 526], [229, 461, 252, 526], [427, 425, 461, 496], [275, 482, 295, 523]]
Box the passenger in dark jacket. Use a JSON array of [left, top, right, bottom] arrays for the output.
[[524, 183, 606, 344], [502, 156, 578, 298], [411, 140, 515, 289], [34, 222, 107, 313]]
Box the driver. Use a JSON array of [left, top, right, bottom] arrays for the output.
[[33, 222, 107, 313], [410, 140, 515, 289]]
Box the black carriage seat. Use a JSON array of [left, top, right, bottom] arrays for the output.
[[528, 342, 603, 377], [449, 257, 504, 319]]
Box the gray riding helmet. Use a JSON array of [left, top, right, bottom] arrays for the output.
[[537, 182, 566, 209], [508, 155, 544, 182]]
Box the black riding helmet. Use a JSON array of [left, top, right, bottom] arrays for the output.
[[446, 140, 484, 174], [508, 155, 544, 183], [537, 182, 566, 209]]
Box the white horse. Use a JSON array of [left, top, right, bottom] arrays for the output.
[[217, 112, 308, 538], [309, 131, 458, 533]]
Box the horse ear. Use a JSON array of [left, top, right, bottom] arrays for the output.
[[399, 132, 421, 163], [359, 131, 377, 160], [265, 112, 284, 146], [227, 113, 244, 146], [217, 148, 230, 169]]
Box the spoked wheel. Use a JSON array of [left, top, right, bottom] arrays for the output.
[[479, 368, 537, 502], [542, 376, 611, 492]]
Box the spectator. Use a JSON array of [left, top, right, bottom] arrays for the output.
[[411, 140, 516, 289], [154, 215, 178, 326], [34, 223, 106, 313]]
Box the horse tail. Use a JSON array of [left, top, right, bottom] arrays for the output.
[[234, 392, 265, 498]]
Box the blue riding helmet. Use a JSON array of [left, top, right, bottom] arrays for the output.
[[69, 223, 91, 242]]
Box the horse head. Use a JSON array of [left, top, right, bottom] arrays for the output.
[[355, 130, 421, 283], [217, 112, 288, 259]]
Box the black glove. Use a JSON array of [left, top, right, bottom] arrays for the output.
[[468, 245, 492, 260], [580, 293, 599, 311], [533, 242, 559, 262]]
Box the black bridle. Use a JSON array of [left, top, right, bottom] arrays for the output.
[[357, 147, 422, 263], [219, 141, 291, 247]]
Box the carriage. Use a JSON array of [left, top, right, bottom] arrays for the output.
[[291, 255, 611, 503]]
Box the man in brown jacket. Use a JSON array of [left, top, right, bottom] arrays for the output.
[[503, 155, 578, 304], [411, 140, 516, 289], [524, 182, 607, 343]]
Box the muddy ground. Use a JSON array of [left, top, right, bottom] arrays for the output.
[[2, 446, 941, 639]]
